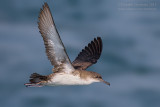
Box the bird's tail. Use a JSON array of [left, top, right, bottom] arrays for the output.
[[24, 73, 48, 87]]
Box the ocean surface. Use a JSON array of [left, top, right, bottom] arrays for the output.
[[0, 0, 160, 107]]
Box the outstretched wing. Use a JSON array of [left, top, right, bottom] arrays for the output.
[[38, 3, 74, 73], [72, 37, 103, 70]]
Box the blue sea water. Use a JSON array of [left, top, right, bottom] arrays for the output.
[[0, 0, 160, 107]]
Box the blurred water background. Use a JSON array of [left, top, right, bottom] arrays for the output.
[[0, 0, 160, 107]]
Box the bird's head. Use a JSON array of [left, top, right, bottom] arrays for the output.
[[88, 71, 110, 86]]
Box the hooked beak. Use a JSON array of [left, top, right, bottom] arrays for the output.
[[100, 79, 110, 86]]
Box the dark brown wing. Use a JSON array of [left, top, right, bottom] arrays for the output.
[[72, 37, 103, 70]]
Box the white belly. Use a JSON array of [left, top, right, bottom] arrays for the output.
[[47, 73, 93, 86]]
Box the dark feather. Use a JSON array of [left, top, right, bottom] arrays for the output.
[[72, 37, 103, 70], [29, 73, 48, 83]]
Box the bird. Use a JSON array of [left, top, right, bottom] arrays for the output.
[[24, 3, 110, 87]]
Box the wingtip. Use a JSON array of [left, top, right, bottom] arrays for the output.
[[43, 2, 49, 8], [97, 37, 102, 42], [96, 36, 101, 40], [39, 2, 50, 14], [93, 37, 102, 45]]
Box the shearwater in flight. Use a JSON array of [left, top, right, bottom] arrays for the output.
[[25, 3, 110, 87]]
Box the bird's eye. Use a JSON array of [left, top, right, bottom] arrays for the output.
[[95, 76, 101, 78]]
